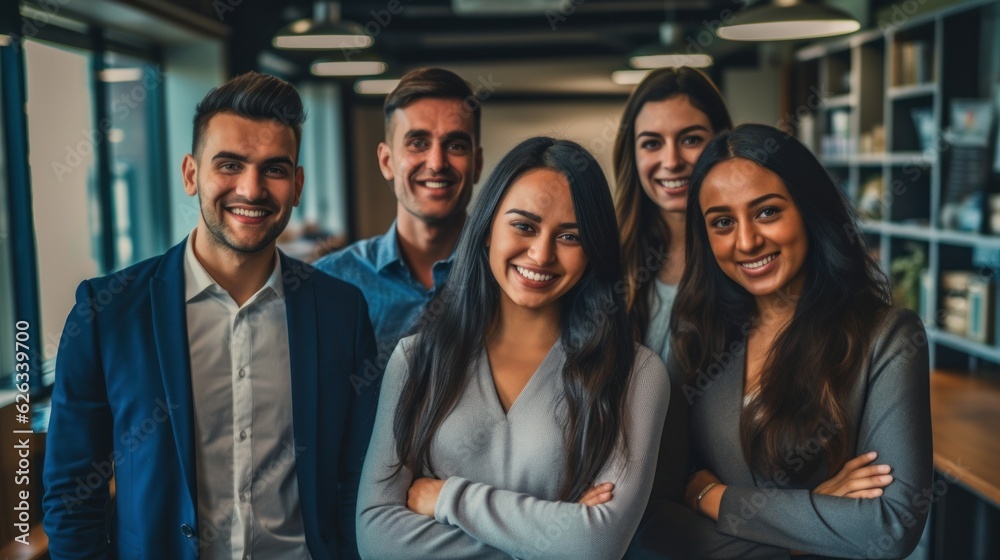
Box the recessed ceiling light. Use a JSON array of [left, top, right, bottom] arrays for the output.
[[311, 60, 387, 77], [354, 78, 401, 95], [611, 70, 651, 86]]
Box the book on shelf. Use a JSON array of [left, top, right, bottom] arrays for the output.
[[896, 40, 933, 86], [939, 270, 994, 344], [967, 277, 993, 344]]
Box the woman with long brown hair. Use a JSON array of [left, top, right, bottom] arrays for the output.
[[614, 67, 733, 558], [613, 66, 732, 359], [638, 124, 932, 558]]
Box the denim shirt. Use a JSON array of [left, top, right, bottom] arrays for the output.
[[313, 220, 455, 360]]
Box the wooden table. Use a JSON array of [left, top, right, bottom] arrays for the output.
[[930, 370, 1000, 507]]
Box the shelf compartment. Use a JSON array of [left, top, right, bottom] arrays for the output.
[[885, 165, 932, 224]]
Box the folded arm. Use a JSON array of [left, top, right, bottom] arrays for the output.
[[355, 341, 511, 560], [431, 351, 670, 560], [713, 310, 932, 558]]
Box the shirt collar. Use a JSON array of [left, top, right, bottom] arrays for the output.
[[374, 220, 403, 272], [374, 219, 458, 273], [184, 229, 284, 304]]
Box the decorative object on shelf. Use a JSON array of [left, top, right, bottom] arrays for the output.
[[716, 0, 860, 41], [822, 108, 852, 157], [910, 107, 936, 154], [860, 124, 885, 155], [940, 99, 995, 232], [994, 85, 1000, 173], [890, 244, 926, 314], [920, 269, 934, 325], [989, 194, 1000, 234], [967, 275, 994, 344], [797, 112, 816, 153], [857, 175, 884, 220], [940, 271, 974, 336]]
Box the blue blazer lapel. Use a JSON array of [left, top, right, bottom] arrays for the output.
[[150, 240, 198, 510], [282, 252, 319, 523]]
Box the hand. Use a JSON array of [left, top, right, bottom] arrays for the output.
[[684, 469, 725, 520], [407, 477, 446, 517], [812, 451, 893, 498], [577, 482, 615, 506]]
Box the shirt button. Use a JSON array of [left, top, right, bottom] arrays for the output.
[[238, 368, 246, 378], [239, 429, 247, 440], [180, 523, 194, 538]]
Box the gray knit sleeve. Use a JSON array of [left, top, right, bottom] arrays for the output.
[[433, 347, 670, 560], [356, 339, 511, 559]]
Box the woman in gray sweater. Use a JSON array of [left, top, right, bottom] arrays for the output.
[[357, 137, 670, 559], [635, 124, 932, 559]]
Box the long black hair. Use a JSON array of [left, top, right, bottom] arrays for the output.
[[393, 136, 635, 500], [671, 124, 891, 480]]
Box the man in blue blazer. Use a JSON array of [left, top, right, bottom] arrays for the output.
[[42, 72, 378, 559]]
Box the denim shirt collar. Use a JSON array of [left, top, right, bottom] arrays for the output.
[[374, 219, 458, 275]]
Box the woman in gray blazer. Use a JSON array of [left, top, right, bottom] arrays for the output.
[[635, 124, 932, 559]]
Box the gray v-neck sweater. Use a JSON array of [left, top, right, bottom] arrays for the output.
[[357, 336, 670, 559]]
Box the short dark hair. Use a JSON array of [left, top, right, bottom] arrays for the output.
[[383, 68, 480, 143], [192, 71, 306, 158]]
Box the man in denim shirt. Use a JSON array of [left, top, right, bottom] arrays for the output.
[[315, 68, 483, 363]]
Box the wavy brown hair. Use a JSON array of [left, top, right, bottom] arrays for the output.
[[671, 124, 892, 481], [613, 67, 732, 340]]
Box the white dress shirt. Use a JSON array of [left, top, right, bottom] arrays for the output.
[[183, 232, 311, 560]]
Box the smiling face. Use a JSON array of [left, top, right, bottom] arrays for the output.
[[182, 112, 302, 257], [699, 158, 809, 303], [634, 95, 714, 218], [379, 97, 482, 227], [488, 168, 588, 315]]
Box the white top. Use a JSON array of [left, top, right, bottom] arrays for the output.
[[183, 233, 310, 560], [643, 279, 678, 366], [357, 336, 670, 559]]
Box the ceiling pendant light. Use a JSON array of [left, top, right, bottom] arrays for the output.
[[273, 1, 372, 50], [611, 69, 652, 86], [354, 77, 402, 95], [629, 22, 713, 69], [717, 0, 860, 41], [311, 52, 387, 77]]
